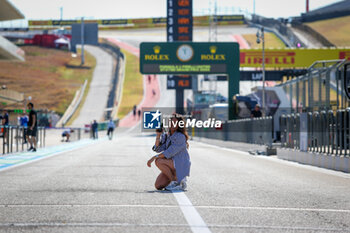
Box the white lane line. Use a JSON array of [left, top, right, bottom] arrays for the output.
[[1, 204, 349, 213], [143, 136, 211, 233], [0, 222, 347, 231], [193, 141, 350, 179], [172, 191, 212, 233]]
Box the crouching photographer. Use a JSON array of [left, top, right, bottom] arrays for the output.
[[147, 114, 191, 191]]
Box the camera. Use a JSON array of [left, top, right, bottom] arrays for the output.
[[156, 123, 163, 133]]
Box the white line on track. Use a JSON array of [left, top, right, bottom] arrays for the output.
[[193, 141, 350, 179], [172, 191, 212, 233], [143, 136, 212, 233], [0, 222, 348, 231], [1, 204, 349, 213]]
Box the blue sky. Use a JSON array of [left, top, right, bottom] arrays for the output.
[[8, 0, 343, 20]]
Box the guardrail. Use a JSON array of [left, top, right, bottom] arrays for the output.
[[192, 117, 273, 146], [278, 60, 347, 113], [280, 109, 350, 157], [291, 22, 334, 47], [0, 126, 45, 155], [56, 79, 87, 127], [99, 42, 124, 120], [250, 15, 305, 48]]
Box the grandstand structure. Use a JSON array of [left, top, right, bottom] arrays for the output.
[[0, 0, 25, 61]]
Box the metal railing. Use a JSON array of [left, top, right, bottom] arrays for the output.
[[278, 60, 348, 113], [61, 127, 92, 142], [192, 117, 273, 146], [0, 126, 45, 155], [280, 109, 350, 157]]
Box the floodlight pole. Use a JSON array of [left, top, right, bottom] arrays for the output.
[[253, 0, 256, 16], [60, 7, 63, 21], [81, 17, 85, 65], [262, 27, 265, 116], [256, 27, 266, 115]]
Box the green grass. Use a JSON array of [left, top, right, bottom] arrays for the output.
[[307, 15, 350, 47], [117, 48, 144, 119], [242, 32, 286, 49], [0, 46, 96, 116]]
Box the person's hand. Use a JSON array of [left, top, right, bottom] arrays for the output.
[[147, 156, 156, 167]]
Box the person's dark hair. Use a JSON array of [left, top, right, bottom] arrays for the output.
[[27, 102, 34, 108], [173, 113, 189, 148]]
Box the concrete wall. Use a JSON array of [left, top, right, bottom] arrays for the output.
[[277, 148, 350, 173], [0, 35, 24, 61]]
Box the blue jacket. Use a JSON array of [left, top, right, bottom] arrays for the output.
[[153, 131, 191, 182]]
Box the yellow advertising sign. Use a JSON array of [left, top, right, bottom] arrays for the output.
[[240, 48, 350, 68]]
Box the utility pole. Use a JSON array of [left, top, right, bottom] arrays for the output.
[[253, 0, 256, 15], [306, 0, 309, 13], [81, 17, 85, 65], [60, 7, 63, 21], [214, 0, 217, 42]]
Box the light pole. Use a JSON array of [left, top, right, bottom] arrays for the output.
[[253, 0, 256, 16], [81, 17, 85, 65], [256, 27, 265, 116]]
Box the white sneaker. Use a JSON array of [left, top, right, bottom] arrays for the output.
[[165, 183, 183, 191], [180, 178, 187, 191], [165, 181, 178, 190]]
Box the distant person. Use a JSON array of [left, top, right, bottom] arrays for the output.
[[92, 120, 98, 139], [27, 103, 38, 152], [107, 119, 115, 140], [148, 75, 152, 84], [2, 110, 9, 144], [20, 112, 29, 144], [17, 115, 21, 126], [133, 105, 137, 120], [0, 115, 2, 139], [152, 89, 156, 97], [251, 104, 262, 118], [138, 109, 141, 120], [62, 129, 73, 142]]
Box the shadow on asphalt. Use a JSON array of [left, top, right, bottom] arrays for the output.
[[145, 190, 172, 194]]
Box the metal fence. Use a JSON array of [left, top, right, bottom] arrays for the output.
[[192, 117, 273, 146], [278, 60, 349, 113], [0, 126, 45, 155], [61, 127, 92, 142], [280, 109, 350, 157], [0, 126, 96, 155]]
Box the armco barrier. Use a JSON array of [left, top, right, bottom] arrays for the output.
[[99, 42, 124, 120], [291, 22, 334, 47], [250, 15, 305, 48]]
